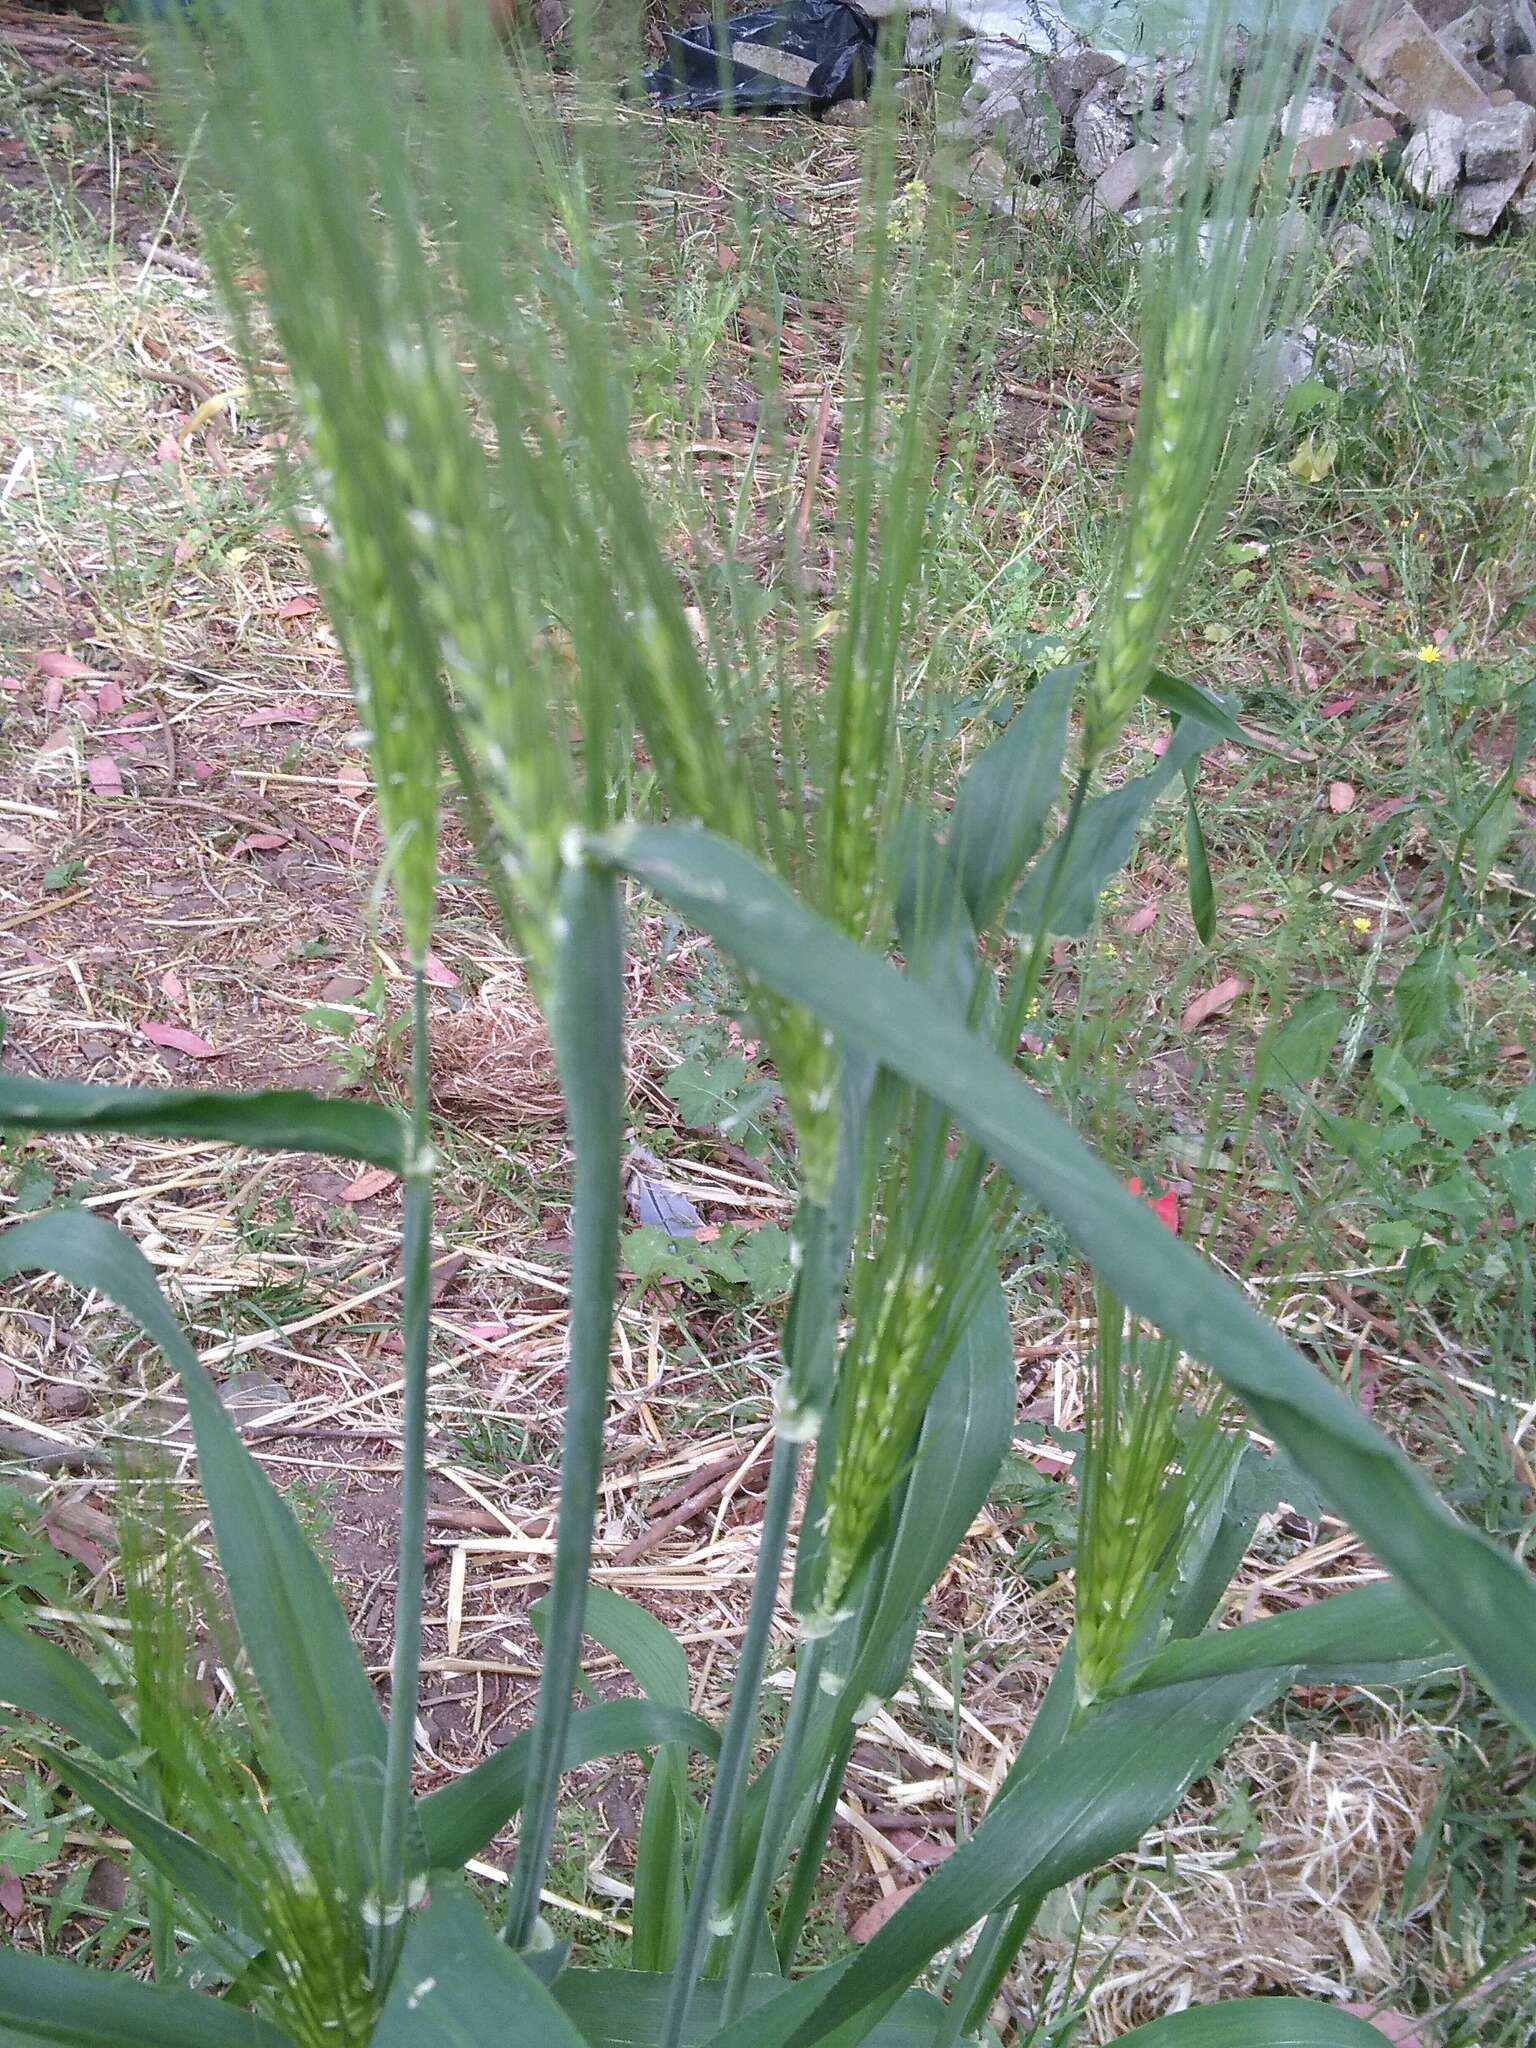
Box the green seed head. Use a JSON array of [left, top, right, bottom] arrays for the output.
[[1082, 303, 1208, 769]]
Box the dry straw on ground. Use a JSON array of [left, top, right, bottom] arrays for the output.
[[1020, 1719, 1443, 2039]]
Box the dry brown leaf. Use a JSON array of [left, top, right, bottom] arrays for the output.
[[1180, 974, 1245, 1032], [339, 1166, 398, 1205], [1342, 2008, 1429, 2046], [36, 649, 105, 681], [240, 702, 319, 729], [849, 1885, 920, 1943], [43, 1497, 115, 1574], [141, 1022, 224, 1059], [1328, 780, 1357, 813]]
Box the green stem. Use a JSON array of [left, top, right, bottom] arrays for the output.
[[776, 1720, 854, 1973], [378, 964, 433, 1955], [664, 1190, 842, 2031], [719, 1634, 827, 2025], [1428, 761, 1515, 949], [932, 1653, 1085, 2041], [504, 858, 625, 1949], [937, 1893, 1042, 2045], [661, 1430, 802, 2043]]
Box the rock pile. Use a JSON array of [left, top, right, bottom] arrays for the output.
[[883, 1, 1536, 239]]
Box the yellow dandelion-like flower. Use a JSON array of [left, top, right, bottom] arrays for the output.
[[1415, 643, 1444, 664], [1352, 916, 1371, 933]]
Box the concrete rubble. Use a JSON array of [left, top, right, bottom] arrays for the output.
[[861, 0, 1536, 241]]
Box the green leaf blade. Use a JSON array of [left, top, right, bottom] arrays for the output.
[[946, 667, 1073, 933], [0, 1076, 406, 1171], [1115, 1998, 1392, 2044], [0, 1213, 388, 1859], [417, 1699, 720, 1873], [0, 1623, 137, 1761], [555, 1968, 945, 2047], [0, 1946, 291, 2048], [603, 824, 1536, 1747], [766, 1673, 1284, 2047], [1010, 718, 1209, 938], [372, 1886, 590, 2046], [36, 1743, 250, 1936], [1116, 1581, 1453, 1697]]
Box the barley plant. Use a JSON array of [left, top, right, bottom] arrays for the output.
[[2, 4, 1535, 2046]]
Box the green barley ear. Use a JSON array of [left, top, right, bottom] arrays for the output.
[[305, 398, 443, 968], [1082, 0, 1325, 769], [806, 1129, 998, 1624], [114, 1469, 379, 2044], [152, 2, 593, 973], [1074, 1281, 1234, 1705]]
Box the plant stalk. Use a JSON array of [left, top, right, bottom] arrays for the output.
[[377, 963, 433, 1960], [504, 858, 625, 1949], [938, 1892, 1043, 2046], [776, 1718, 855, 1972], [719, 1633, 827, 2024], [661, 1430, 802, 2042]]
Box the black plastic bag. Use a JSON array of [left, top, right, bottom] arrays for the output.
[[646, 0, 876, 114]]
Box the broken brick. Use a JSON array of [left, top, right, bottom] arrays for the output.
[[1291, 117, 1398, 178]]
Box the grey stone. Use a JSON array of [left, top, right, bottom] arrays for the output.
[[936, 115, 980, 152], [937, 146, 1064, 225], [1356, 4, 1494, 119], [1262, 329, 1322, 394], [1361, 189, 1421, 237], [1042, 44, 1118, 117], [1442, 4, 1499, 63], [996, 95, 1064, 175], [1164, 62, 1209, 121], [959, 69, 1063, 175], [220, 1368, 292, 1429], [1507, 54, 1536, 108], [820, 99, 868, 129], [1261, 324, 1400, 395], [1401, 106, 1467, 196], [1204, 112, 1270, 178], [1330, 221, 1375, 266], [1072, 79, 1133, 179], [1508, 164, 1536, 226], [1111, 57, 1170, 115], [45, 1382, 93, 1418], [1454, 170, 1524, 231], [1091, 138, 1186, 215], [1291, 116, 1398, 178], [1462, 99, 1536, 178], [1288, 91, 1342, 144], [903, 16, 948, 65], [1070, 189, 1106, 238]]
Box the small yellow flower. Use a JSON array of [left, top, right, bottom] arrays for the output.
[[1352, 916, 1371, 933], [888, 178, 929, 242], [1415, 643, 1444, 664]]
